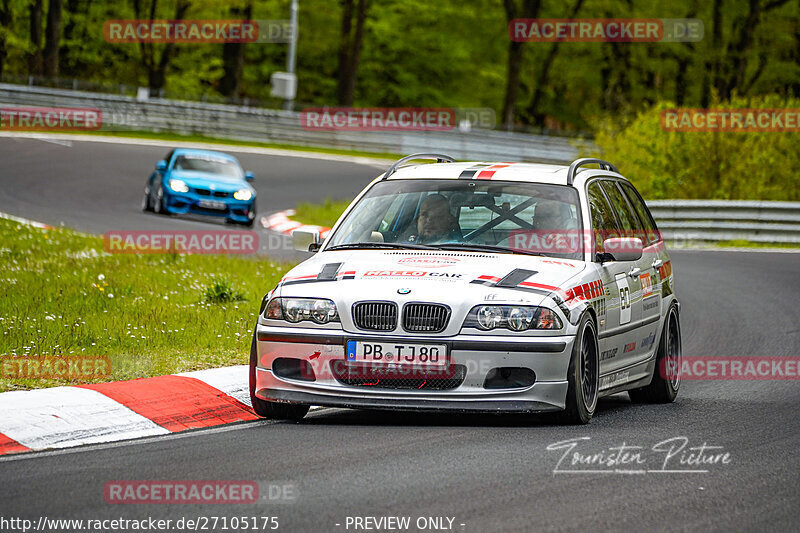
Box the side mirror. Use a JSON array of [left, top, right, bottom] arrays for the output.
[[599, 237, 643, 262], [156, 160, 167, 172], [244, 171, 255, 182], [292, 229, 322, 252]]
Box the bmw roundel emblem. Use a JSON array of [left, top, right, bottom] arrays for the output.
[[397, 288, 411, 295]]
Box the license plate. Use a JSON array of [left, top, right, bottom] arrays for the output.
[[345, 340, 447, 367], [198, 200, 226, 210]]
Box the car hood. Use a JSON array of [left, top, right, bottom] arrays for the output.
[[275, 250, 586, 307], [168, 170, 249, 191]]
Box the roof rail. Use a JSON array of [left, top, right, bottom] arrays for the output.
[[566, 158, 619, 186], [382, 153, 456, 180]]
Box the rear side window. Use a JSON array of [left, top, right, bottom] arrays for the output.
[[619, 182, 660, 245], [587, 181, 620, 254], [600, 180, 643, 241]]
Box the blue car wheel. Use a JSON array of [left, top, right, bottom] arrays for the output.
[[153, 184, 170, 215]]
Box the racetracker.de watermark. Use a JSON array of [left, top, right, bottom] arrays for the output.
[[1, 356, 111, 379], [0, 106, 102, 131], [509, 18, 703, 42], [104, 231, 258, 254], [300, 107, 496, 131], [661, 356, 800, 380], [104, 19, 293, 43], [661, 108, 800, 132], [508, 229, 664, 255], [104, 481, 297, 504]]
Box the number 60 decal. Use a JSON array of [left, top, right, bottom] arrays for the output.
[[615, 274, 632, 325]]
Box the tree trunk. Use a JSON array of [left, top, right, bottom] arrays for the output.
[[336, 0, 368, 106], [43, 0, 63, 79], [135, 0, 190, 96], [501, 0, 540, 130], [525, 0, 584, 126], [220, 1, 253, 98], [704, 0, 722, 105], [28, 0, 43, 76], [0, 0, 11, 77]]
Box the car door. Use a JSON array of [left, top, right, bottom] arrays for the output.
[[596, 180, 645, 370], [617, 181, 667, 363], [586, 180, 637, 375]]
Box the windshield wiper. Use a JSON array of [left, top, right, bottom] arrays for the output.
[[326, 242, 438, 251], [433, 243, 544, 256]]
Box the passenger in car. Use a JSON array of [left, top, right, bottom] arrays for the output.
[[532, 199, 578, 230]]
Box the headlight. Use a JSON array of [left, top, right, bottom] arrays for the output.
[[264, 297, 339, 324], [168, 179, 189, 193], [476, 306, 504, 330], [466, 305, 562, 331], [233, 189, 253, 201]]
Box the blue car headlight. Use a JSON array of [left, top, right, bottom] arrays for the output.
[[168, 179, 189, 193], [233, 189, 253, 201]]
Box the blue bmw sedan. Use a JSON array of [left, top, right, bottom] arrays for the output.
[[142, 148, 256, 226]]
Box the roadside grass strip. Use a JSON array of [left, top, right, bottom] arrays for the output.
[[0, 217, 292, 392]]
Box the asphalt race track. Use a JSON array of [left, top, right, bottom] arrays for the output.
[[1, 137, 799, 532], [0, 136, 382, 260]]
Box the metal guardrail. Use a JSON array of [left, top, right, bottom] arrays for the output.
[[1, 85, 797, 244], [0, 83, 583, 163], [646, 200, 800, 244]]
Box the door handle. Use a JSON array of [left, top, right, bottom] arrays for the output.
[[628, 267, 641, 278], [652, 259, 664, 270]]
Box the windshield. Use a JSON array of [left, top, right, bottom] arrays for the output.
[[326, 179, 583, 259], [172, 155, 243, 178]]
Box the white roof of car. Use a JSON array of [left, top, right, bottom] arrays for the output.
[[385, 161, 576, 185]]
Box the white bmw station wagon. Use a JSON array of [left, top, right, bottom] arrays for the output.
[[250, 154, 681, 424]]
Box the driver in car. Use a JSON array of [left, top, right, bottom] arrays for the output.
[[405, 194, 462, 244]]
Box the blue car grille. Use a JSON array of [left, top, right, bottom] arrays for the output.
[[193, 188, 231, 198]]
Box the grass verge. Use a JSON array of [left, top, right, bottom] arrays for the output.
[[0, 219, 293, 392], [712, 239, 800, 249], [292, 198, 352, 228]]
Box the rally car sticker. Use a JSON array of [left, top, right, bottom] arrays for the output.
[[279, 270, 356, 287], [640, 329, 657, 351], [600, 346, 618, 361], [640, 272, 654, 298], [457, 163, 516, 180], [361, 270, 463, 280], [615, 273, 632, 325], [395, 256, 462, 267]]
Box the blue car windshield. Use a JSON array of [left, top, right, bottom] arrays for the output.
[[173, 155, 242, 178]]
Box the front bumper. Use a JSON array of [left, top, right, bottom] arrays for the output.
[[165, 192, 254, 222], [254, 325, 574, 413]]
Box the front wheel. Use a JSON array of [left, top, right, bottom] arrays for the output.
[[248, 329, 309, 420], [142, 186, 153, 212], [153, 185, 169, 215], [629, 303, 681, 404], [560, 313, 599, 424]]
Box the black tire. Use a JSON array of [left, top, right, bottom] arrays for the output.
[[629, 303, 681, 404], [560, 313, 599, 425], [248, 328, 309, 420], [153, 185, 169, 215], [142, 187, 153, 212]]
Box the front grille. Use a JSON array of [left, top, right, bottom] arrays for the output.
[[331, 361, 466, 390], [195, 188, 211, 196], [352, 301, 397, 331], [213, 191, 230, 198], [403, 303, 450, 333]]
